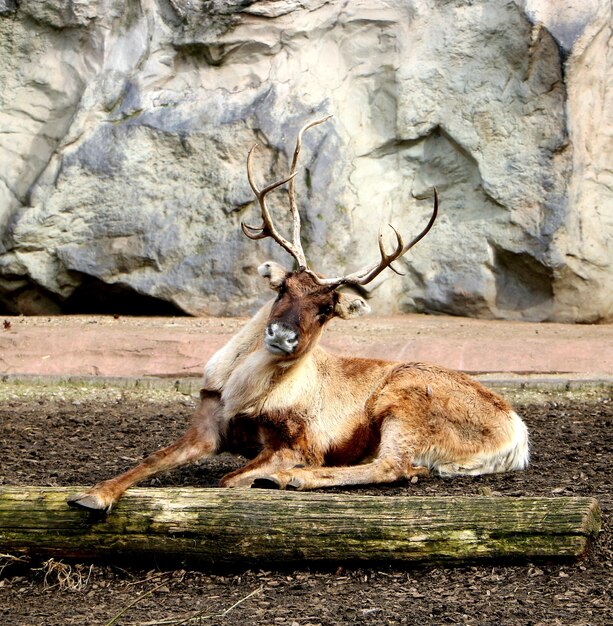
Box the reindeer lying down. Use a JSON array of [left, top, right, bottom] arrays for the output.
[[69, 117, 529, 512]]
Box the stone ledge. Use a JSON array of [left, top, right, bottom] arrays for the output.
[[1, 313, 611, 378]]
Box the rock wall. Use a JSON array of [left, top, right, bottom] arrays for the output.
[[0, 0, 611, 321]]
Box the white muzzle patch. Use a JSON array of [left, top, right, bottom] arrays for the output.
[[264, 322, 299, 355]]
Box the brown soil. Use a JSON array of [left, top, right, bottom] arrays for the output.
[[0, 383, 611, 626]]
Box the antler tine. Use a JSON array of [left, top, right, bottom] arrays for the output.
[[288, 115, 334, 253], [240, 222, 268, 240], [378, 224, 405, 276], [312, 188, 439, 288]]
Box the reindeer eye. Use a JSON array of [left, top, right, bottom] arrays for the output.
[[318, 304, 334, 317]]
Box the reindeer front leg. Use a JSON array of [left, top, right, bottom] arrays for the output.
[[67, 390, 223, 512], [220, 447, 310, 488]]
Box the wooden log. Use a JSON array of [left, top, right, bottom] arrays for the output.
[[0, 486, 601, 566]]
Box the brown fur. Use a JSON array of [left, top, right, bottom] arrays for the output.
[[324, 418, 382, 466]]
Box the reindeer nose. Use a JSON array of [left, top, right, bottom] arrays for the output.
[[265, 322, 299, 355]]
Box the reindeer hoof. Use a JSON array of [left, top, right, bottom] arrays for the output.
[[251, 477, 282, 490], [286, 477, 303, 491], [66, 493, 110, 512]]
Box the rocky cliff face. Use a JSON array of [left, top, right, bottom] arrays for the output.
[[0, 0, 611, 321]]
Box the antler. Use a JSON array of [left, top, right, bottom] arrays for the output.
[[242, 116, 438, 286], [241, 115, 333, 270], [311, 189, 438, 288]]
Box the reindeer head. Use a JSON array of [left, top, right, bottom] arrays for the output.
[[242, 116, 438, 359]]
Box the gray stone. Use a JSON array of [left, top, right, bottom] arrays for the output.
[[0, 0, 611, 322], [20, 0, 99, 29], [0, 1, 17, 17]]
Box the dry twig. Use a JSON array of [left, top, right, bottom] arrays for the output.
[[0, 553, 29, 575], [34, 558, 93, 591], [127, 585, 264, 625], [105, 580, 171, 626]]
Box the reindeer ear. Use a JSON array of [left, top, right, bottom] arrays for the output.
[[258, 261, 288, 290], [335, 292, 371, 319]]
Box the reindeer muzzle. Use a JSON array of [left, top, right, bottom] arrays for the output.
[[264, 322, 299, 356]]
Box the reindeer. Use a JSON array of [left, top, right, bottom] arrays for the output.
[[68, 117, 529, 512]]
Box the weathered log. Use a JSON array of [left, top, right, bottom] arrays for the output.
[[0, 487, 601, 566]]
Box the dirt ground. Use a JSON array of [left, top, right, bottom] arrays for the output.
[[0, 382, 611, 626]]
